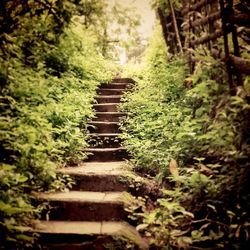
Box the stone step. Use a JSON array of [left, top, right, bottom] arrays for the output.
[[59, 162, 128, 192], [97, 88, 125, 96], [88, 121, 119, 133], [61, 161, 127, 174], [96, 95, 122, 104], [39, 191, 127, 221], [93, 103, 118, 112], [112, 78, 135, 83], [100, 82, 130, 89], [31, 221, 148, 249], [85, 147, 128, 162], [87, 133, 122, 148], [93, 112, 125, 122]]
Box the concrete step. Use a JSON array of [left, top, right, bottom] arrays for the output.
[[87, 133, 122, 148], [96, 95, 122, 104], [93, 112, 125, 122], [85, 147, 128, 161], [93, 103, 118, 112], [59, 162, 128, 192], [112, 78, 135, 83], [100, 82, 130, 89], [32, 221, 148, 249], [97, 89, 125, 96], [39, 191, 127, 221], [61, 161, 127, 174], [88, 121, 119, 133]]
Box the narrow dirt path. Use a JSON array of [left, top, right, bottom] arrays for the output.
[[33, 78, 148, 249]]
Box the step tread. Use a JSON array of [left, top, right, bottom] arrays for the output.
[[95, 112, 125, 115], [89, 121, 119, 125], [34, 221, 102, 235], [78, 161, 127, 167], [102, 82, 130, 85], [60, 169, 124, 176], [33, 221, 141, 235], [60, 161, 128, 175], [96, 95, 122, 98], [99, 88, 124, 91], [85, 147, 125, 152], [32, 220, 147, 247], [111, 82, 130, 85], [93, 103, 119, 106], [60, 161, 128, 174], [38, 191, 126, 203], [25, 221, 148, 249], [89, 133, 120, 136]]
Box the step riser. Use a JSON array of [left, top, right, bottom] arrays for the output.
[[88, 123, 120, 133], [42, 202, 126, 221], [86, 150, 128, 162], [71, 175, 127, 192], [88, 136, 122, 148], [96, 96, 121, 103], [97, 89, 125, 96], [100, 83, 129, 89], [39, 235, 99, 248], [40, 235, 114, 249], [93, 113, 125, 122], [112, 78, 135, 83], [93, 104, 118, 112]]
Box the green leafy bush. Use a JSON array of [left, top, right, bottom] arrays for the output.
[[0, 18, 113, 250], [120, 26, 191, 175], [120, 25, 250, 249]]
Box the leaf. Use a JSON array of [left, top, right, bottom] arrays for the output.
[[235, 225, 241, 238], [207, 204, 216, 212], [177, 236, 192, 248], [193, 157, 205, 162], [16, 234, 34, 242]]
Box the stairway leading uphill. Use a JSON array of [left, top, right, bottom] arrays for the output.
[[33, 78, 148, 249]]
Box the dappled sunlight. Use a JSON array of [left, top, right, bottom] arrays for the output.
[[119, 47, 128, 65], [107, 0, 155, 64]]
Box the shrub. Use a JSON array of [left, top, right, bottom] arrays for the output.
[[0, 20, 113, 248], [120, 25, 250, 248]]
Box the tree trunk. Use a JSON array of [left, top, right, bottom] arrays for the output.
[[168, 0, 183, 54], [157, 8, 169, 49]]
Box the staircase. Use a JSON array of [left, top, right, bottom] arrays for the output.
[[33, 78, 148, 249]]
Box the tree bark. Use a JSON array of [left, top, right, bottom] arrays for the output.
[[157, 8, 169, 48], [211, 48, 250, 75], [181, 0, 217, 16], [190, 29, 222, 46], [183, 11, 220, 31], [227, 14, 250, 27], [229, 56, 250, 75], [168, 0, 183, 54]]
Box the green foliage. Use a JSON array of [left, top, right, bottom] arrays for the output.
[[152, 0, 183, 16], [0, 164, 37, 248], [120, 26, 250, 248], [0, 0, 84, 65], [138, 197, 194, 249], [0, 2, 114, 247], [120, 26, 191, 175], [71, 1, 141, 59]]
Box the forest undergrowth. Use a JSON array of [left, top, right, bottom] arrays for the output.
[[0, 1, 116, 248], [120, 25, 250, 249]]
